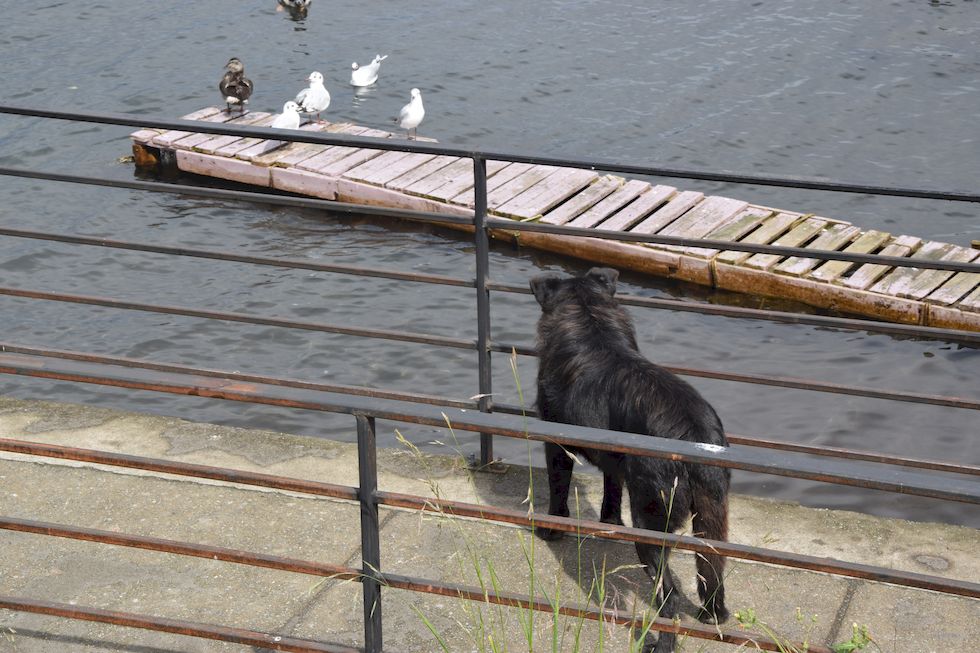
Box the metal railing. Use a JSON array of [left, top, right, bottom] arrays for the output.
[[1, 104, 979, 652]]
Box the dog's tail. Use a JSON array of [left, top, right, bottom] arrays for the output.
[[691, 468, 730, 624]]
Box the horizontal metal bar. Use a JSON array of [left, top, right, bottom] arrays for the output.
[[8, 342, 973, 476], [0, 438, 359, 501], [379, 573, 833, 653], [0, 516, 360, 580], [486, 219, 980, 275], [0, 165, 474, 228], [0, 226, 473, 289], [0, 285, 476, 351], [488, 341, 980, 411], [486, 280, 980, 345], [3, 445, 975, 600], [0, 352, 976, 503], [489, 402, 980, 477], [0, 517, 821, 652], [2, 103, 977, 203], [0, 595, 358, 653], [0, 342, 478, 410], [2, 165, 977, 274]]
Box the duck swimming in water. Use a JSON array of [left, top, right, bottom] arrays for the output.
[[277, 0, 311, 18], [295, 71, 331, 123], [350, 54, 388, 87], [218, 58, 253, 114]]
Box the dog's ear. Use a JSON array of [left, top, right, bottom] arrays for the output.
[[530, 273, 563, 310], [586, 267, 619, 297]]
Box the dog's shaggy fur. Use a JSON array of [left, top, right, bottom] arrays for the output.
[[530, 267, 730, 653]]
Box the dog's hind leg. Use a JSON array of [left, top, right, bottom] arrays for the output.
[[691, 474, 730, 624], [633, 534, 681, 653], [537, 441, 574, 540], [599, 470, 625, 526]]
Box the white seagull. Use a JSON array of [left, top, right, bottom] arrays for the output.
[[272, 101, 301, 130], [350, 54, 388, 87], [397, 88, 425, 140], [295, 71, 331, 123]]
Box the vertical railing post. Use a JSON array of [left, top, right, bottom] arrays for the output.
[[473, 155, 494, 467], [356, 413, 383, 653]]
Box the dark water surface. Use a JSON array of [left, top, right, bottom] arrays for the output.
[[1, 1, 977, 527]]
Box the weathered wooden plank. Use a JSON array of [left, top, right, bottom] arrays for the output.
[[252, 122, 353, 167], [132, 107, 223, 143], [343, 150, 415, 183], [775, 223, 861, 277], [429, 160, 511, 204], [357, 152, 438, 186], [152, 109, 238, 148], [900, 246, 977, 300], [237, 118, 328, 161], [450, 162, 532, 206], [495, 168, 599, 220], [925, 269, 980, 306], [631, 190, 704, 236], [176, 150, 271, 186], [842, 235, 921, 290], [406, 158, 475, 197], [870, 242, 978, 300], [539, 176, 623, 225], [192, 113, 272, 155], [714, 260, 924, 326], [928, 303, 980, 330], [657, 196, 749, 255], [596, 184, 676, 232], [270, 166, 338, 200], [293, 127, 375, 172], [808, 229, 891, 284], [744, 218, 828, 271], [566, 179, 651, 229], [209, 115, 278, 157], [687, 207, 772, 259], [335, 177, 475, 219], [316, 146, 386, 176], [171, 111, 266, 151], [386, 156, 460, 191], [714, 212, 802, 266], [958, 286, 980, 311], [487, 165, 560, 209]]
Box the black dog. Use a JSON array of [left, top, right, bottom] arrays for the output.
[[530, 267, 730, 653]]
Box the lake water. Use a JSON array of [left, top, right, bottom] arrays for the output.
[[0, 0, 977, 527]]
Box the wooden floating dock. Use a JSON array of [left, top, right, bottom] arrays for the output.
[[131, 107, 980, 332]]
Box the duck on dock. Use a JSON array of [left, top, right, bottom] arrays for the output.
[[397, 88, 424, 140], [271, 101, 301, 130], [218, 58, 253, 114], [350, 54, 388, 87], [295, 71, 331, 123]]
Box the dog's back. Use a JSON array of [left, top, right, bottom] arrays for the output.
[[533, 269, 726, 447]]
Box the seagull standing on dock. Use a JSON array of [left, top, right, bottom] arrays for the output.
[[218, 58, 253, 114], [350, 54, 388, 87], [295, 71, 331, 123], [272, 101, 301, 130], [397, 88, 424, 140]]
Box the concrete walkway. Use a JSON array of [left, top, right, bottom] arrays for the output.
[[0, 397, 977, 652]]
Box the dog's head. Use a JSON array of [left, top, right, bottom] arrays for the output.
[[529, 267, 619, 312]]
